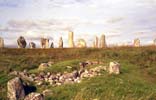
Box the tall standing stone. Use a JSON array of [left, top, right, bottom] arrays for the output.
[[134, 38, 140, 47], [76, 39, 86, 48], [68, 31, 74, 48], [50, 42, 54, 48], [29, 42, 36, 48], [41, 38, 49, 48], [94, 36, 98, 48], [153, 39, 156, 45], [99, 34, 106, 48], [0, 37, 4, 48], [17, 36, 27, 48], [7, 77, 25, 100], [59, 37, 63, 48]]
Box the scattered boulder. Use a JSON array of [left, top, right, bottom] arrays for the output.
[[24, 92, 44, 100], [7, 77, 25, 100], [38, 63, 49, 71], [17, 36, 27, 48], [109, 62, 120, 74]]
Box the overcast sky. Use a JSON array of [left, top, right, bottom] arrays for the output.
[[0, 0, 156, 47]]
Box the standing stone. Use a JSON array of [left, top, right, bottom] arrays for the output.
[[17, 36, 27, 48], [68, 31, 74, 48], [29, 42, 36, 48], [41, 38, 49, 48], [76, 39, 86, 48], [59, 37, 63, 48], [99, 34, 106, 48], [7, 77, 25, 100], [94, 36, 98, 48], [134, 38, 140, 47], [109, 62, 120, 74], [24, 92, 44, 100], [0, 37, 4, 48], [50, 42, 54, 48], [153, 39, 156, 45]]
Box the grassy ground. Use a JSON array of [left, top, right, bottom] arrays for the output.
[[0, 46, 156, 100]]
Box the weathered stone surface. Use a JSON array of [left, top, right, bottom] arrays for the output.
[[109, 62, 120, 74], [17, 36, 27, 48], [24, 92, 44, 100], [99, 34, 106, 48], [41, 38, 49, 48], [93, 36, 98, 48], [153, 39, 156, 45], [7, 77, 25, 100], [50, 42, 54, 48], [0, 37, 4, 48], [76, 39, 87, 48], [134, 38, 140, 47], [29, 42, 36, 48], [38, 63, 49, 71], [68, 31, 74, 48], [59, 37, 63, 48]]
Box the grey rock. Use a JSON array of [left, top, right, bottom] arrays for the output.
[[7, 77, 25, 100]]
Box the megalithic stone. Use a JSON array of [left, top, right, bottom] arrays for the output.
[[41, 38, 49, 48], [45, 39, 49, 48], [0, 37, 4, 48], [59, 37, 63, 48], [133, 38, 140, 47], [50, 42, 54, 48], [92, 41, 95, 48], [68, 31, 74, 48], [94, 36, 98, 48], [154, 39, 156, 45], [17, 36, 27, 48], [76, 39, 87, 48], [29, 42, 36, 48], [99, 34, 106, 48]]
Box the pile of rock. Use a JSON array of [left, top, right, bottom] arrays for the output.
[[7, 61, 121, 100], [9, 61, 120, 87]]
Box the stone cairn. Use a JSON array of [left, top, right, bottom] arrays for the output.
[[76, 39, 87, 48], [58, 37, 63, 48], [29, 42, 36, 49], [9, 61, 121, 87], [99, 34, 106, 48], [41, 38, 49, 48], [0, 37, 4, 48], [8, 61, 120, 99], [133, 38, 140, 47], [17, 36, 27, 48], [68, 31, 74, 48]]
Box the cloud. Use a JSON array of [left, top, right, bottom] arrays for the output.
[[106, 17, 124, 24]]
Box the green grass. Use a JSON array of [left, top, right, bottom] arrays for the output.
[[0, 46, 156, 100]]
